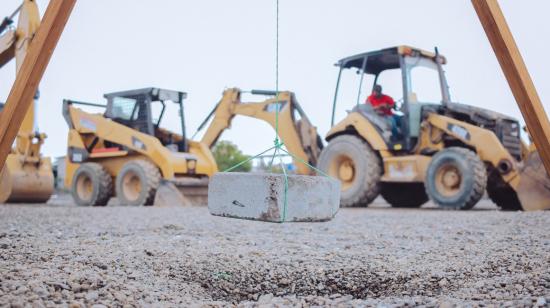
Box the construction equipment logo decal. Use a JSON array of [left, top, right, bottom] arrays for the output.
[[447, 123, 471, 141], [131, 136, 146, 150], [79, 117, 96, 132]]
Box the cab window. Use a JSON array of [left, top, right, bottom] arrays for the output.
[[404, 56, 442, 103]]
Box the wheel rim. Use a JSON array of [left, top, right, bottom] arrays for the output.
[[435, 163, 462, 197], [122, 171, 142, 202], [329, 154, 355, 190], [76, 173, 93, 201]]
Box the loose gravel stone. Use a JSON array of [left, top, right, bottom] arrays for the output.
[[0, 197, 548, 307]]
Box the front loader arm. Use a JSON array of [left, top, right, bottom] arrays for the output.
[[427, 114, 519, 184], [0, 2, 23, 68]]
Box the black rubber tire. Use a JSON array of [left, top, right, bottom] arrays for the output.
[[381, 183, 429, 208], [425, 147, 487, 210], [71, 163, 112, 206], [116, 159, 161, 206], [487, 170, 522, 211], [318, 135, 382, 207]]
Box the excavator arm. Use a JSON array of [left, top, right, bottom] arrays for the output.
[[0, 3, 21, 68], [0, 30, 16, 68], [197, 88, 323, 175], [1, 0, 41, 139], [0, 0, 53, 203]]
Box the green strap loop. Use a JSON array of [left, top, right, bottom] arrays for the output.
[[220, 0, 330, 223], [278, 152, 289, 223]]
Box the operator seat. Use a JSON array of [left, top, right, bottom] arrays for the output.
[[353, 104, 392, 133]]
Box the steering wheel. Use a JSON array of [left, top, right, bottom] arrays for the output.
[[392, 98, 405, 116], [394, 98, 404, 110]]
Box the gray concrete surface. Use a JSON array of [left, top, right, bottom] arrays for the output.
[[0, 197, 548, 307], [208, 173, 340, 222]]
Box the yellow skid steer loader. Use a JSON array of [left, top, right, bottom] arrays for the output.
[[63, 88, 217, 206]]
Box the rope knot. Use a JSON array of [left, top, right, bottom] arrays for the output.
[[273, 137, 283, 148]]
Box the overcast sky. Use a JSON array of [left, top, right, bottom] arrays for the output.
[[1, 0, 549, 158]]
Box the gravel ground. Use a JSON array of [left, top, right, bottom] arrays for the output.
[[0, 197, 548, 307]]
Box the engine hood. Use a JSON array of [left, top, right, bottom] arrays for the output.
[[446, 102, 519, 123]]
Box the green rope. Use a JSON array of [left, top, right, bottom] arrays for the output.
[[221, 0, 328, 223], [278, 150, 289, 222], [267, 139, 283, 170], [267, 147, 277, 171], [273, 0, 288, 222]]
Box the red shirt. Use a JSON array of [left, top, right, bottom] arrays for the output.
[[367, 93, 394, 116]]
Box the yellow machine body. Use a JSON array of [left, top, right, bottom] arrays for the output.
[[63, 105, 218, 184], [327, 103, 550, 211], [323, 45, 549, 210], [0, 0, 54, 203], [63, 88, 218, 206]]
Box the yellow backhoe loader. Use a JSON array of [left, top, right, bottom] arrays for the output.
[[0, 0, 54, 203], [195, 88, 323, 174], [319, 46, 550, 211], [63, 88, 217, 206]]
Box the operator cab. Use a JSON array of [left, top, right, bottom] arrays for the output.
[[332, 46, 450, 151], [104, 87, 189, 152]]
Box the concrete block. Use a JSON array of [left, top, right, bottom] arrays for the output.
[[208, 172, 340, 222]]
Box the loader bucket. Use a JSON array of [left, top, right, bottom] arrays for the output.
[[516, 151, 550, 211], [0, 154, 54, 203], [153, 177, 209, 207]]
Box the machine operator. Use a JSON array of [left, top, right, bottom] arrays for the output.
[[366, 84, 401, 140]]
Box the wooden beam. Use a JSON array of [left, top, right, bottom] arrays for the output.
[[472, 0, 550, 174], [0, 0, 76, 171]]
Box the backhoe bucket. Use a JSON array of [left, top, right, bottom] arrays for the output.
[[0, 154, 54, 203], [516, 151, 550, 211], [154, 177, 209, 207]]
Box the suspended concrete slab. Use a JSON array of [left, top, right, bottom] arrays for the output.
[[208, 172, 340, 222]]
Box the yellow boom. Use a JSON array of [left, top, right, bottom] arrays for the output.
[[198, 88, 323, 175], [0, 0, 54, 203]]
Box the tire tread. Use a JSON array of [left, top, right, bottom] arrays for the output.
[[319, 135, 381, 207], [426, 147, 487, 210], [116, 159, 161, 206], [72, 162, 112, 206]]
